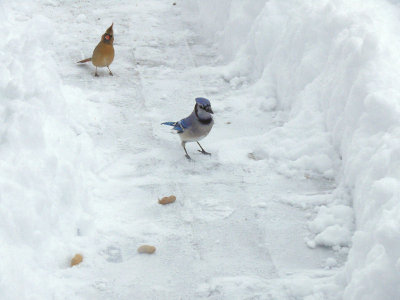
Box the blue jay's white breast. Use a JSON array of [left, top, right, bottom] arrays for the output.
[[179, 118, 214, 142]]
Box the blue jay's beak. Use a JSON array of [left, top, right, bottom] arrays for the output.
[[206, 107, 214, 114]]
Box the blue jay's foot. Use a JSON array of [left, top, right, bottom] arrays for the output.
[[198, 149, 211, 156], [196, 142, 211, 156], [182, 142, 192, 160]]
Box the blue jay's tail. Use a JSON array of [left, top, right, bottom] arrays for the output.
[[161, 121, 185, 133], [161, 122, 176, 126]]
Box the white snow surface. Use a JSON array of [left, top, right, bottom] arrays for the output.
[[184, 0, 400, 299], [1, 0, 399, 299]]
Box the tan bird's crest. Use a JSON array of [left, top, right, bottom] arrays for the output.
[[102, 23, 114, 44], [106, 23, 113, 34]]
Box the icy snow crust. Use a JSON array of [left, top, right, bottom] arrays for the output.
[[184, 0, 400, 299], [1, 0, 398, 299]]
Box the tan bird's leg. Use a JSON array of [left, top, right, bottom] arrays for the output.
[[107, 66, 113, 76]]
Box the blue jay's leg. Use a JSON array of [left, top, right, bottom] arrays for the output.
[[197, 142, 211, 155], [182, 141, 191, 159]]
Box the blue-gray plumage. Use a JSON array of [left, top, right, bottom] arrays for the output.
[[162, 97, 214, 159]]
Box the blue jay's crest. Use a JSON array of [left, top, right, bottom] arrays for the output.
[[195, 97, 211, 107]]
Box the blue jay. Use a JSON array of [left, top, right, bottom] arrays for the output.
[[162, 97, 214, 159]]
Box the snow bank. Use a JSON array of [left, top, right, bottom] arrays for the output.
[[0, 2, 97, 298], [185, 0, 400, 298]]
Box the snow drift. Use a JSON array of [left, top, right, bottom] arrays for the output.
[[0, 2, 97, 298], [184, 0, 400, 298]]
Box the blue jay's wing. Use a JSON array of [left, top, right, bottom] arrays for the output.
[[161, 116, 193, 133], [177, 117, 192, 131]]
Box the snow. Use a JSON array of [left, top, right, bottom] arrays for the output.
[[0, 1, 98, 299], [185, 0, 400, 298], [1, 0, 400, 299]]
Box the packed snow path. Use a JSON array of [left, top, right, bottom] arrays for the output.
[[44, 1, 337, 298]]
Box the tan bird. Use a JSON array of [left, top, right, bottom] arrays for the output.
[[77, 23, 115, 77]]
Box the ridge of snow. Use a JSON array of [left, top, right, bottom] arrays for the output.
[[184, 0, 400, 298]]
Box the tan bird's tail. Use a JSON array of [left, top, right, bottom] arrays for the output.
[[77, 58, 92, 63]]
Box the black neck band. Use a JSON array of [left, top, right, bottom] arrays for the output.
[[195, 104, 212, 124]]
